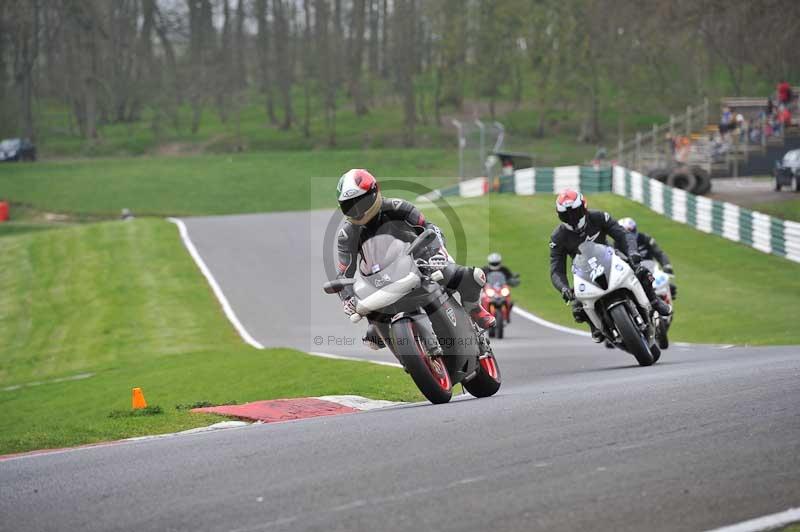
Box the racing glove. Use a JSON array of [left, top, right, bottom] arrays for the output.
[[561, 286, 575, 303], [427, 253, 449, 270], [342, 297, 357, 316], [663, 264, 674, 274], [571, 300, 586, 322], [629, 252, 642, 267]]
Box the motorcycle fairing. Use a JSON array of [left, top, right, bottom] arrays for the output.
[[572, 243, 650, 331]]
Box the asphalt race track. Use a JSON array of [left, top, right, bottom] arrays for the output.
[[1, 211, 798, 532]]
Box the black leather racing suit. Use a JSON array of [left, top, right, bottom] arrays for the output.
[[336, 197, 485, 306], [481, 265, 516, 280], [614, 231, 676, 299], [549, 210, 662, 318], [613, 231, 671, 267]]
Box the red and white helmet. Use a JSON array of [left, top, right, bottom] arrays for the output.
[[337, 169, 382, 225], [555, 189, 588, 232]]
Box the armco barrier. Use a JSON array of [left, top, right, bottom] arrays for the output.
[[418, 167, 613, 201], [613, 167, 800, 264], [417, 166, 798, 264]]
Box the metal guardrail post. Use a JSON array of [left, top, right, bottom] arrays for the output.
[[475, 119, 486, 177], [685, 106, 692, 136], [703, 98, 709, 131], [652, 123, 659, 164], [492, 121, 505, 153], [635, 132, 641, 171], [669, 115, 675, 140], [451, 119, 464, 181]]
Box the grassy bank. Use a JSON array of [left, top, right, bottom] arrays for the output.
[[0, 149, 459, 217], [0, 219, 420, 454], [424, 194, 800, 346]]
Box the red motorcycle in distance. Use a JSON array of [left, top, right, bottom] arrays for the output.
[[481, 271, 519, 339]]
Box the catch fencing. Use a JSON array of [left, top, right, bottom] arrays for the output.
[[418, 166, 800, 264]]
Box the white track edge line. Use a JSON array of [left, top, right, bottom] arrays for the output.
[[511, 306, 591, 337], [511, 305, 736, 349], [167, 218, 265, 349], [167, 218, 399, 368], [704, 507, 800, 532], [309, 351, 402, 368]]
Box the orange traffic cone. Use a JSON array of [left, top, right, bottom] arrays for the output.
[[132, 387, 148, 410]]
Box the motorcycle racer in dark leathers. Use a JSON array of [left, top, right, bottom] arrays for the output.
[[482, 252, 517, 281], [334, 169, 495, 349], [616, 217, 677, 300], [549, 189, 672, 342]]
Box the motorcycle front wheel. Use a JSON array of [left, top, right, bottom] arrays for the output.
[[392, 318, 453, 404], [494, 308, 504, 339], [463, 353, 502, 398], [609, 305, 655, 366]]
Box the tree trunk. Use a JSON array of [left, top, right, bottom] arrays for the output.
[[11, 0, 40, 140], [349, 0, 368, 115], [315, 0, 336, 146], [217, 0, 232, 124], [368, 0, 379, 77], [380, 0, 389, 79], [301, 0, 312, 138], [272, 0, 293, 130], [255, 0, 278, 125], [234, 0, 246, 90], [153, 5, 181, 131], [396, 0, 416, 147]]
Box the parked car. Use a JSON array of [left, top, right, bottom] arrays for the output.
[[775, 149, 800, 192], [0, 138, 36, 162]]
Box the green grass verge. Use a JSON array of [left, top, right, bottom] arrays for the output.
[[0, 149, 458, 217], [751, 198, 800, 222], [424, 194, 800, 346], [0, 219, 420, 454]]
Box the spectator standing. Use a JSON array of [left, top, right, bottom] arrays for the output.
[[778, 104, 792, 127], [719, 106, 734, 138], [767, 96, 774, 115], [778, 80, 792, 105]]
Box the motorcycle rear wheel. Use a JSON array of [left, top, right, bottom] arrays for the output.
[[609, 305, 655, 367], [392, 318, 453, 404]]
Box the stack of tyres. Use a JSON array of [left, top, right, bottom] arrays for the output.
[[647, 166, 711, 195]]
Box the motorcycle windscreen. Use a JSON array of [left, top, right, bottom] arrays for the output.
[[359, 234, 408, 275], [572, 242, 614, 290], [486, 271, 508, 288], [640, 259, 656, 274]]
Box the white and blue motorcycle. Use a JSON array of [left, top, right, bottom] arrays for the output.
[[572, 242, 663, 366]]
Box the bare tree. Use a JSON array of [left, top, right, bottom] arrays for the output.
[[255, 0, 278, 125], [349, 0, 369, 115], [10, 0, 40, 140], [301, 0, 313, 137], [394, 0, 416, 146], [272, 0, 293, 129], [315, 0, 337, 146]]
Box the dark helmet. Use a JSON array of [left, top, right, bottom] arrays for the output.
[[555, 188, 588, 232], [337, 169, 382, 225]]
